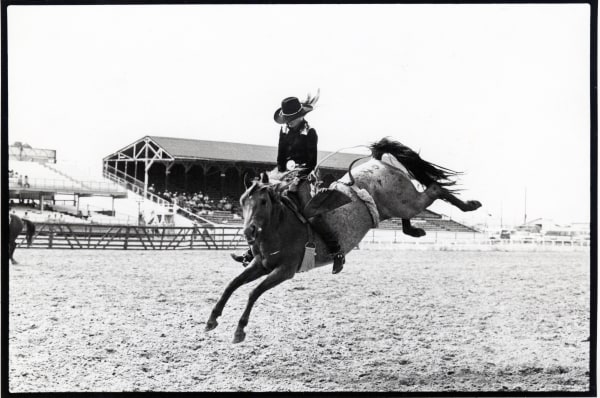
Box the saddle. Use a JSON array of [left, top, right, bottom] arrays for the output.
[[282, 176, 352, 220]]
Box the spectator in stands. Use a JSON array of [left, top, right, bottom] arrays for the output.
[[218, 197, 227, 211], [231, 93, 347, 274], [24, 175, 30, 188], [23, 211, 29, 219], [147, 211, 157, 226], [17, 175, 23, 187], [149, 184, 155, 194]]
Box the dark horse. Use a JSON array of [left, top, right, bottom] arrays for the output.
[[206, 137, 482, 343], [9, 214, 36, 264]]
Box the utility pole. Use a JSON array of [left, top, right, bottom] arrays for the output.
[[523, 187, 527, 225]]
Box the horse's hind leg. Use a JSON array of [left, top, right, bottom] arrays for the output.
[[440, 190, 482, 212], [233, 264, 296, 344], [402, 219, 426, 237], [205, 260, 267, 332]]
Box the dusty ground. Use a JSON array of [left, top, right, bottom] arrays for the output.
[[8, 249, 590, 392]]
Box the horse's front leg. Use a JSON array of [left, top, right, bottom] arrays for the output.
[[9, 243, 18, 265], [233, 264, 296, 343], [205, 259, 267, 332], [440, 190, 482, 212]]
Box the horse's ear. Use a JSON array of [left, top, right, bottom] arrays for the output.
[[243, 173, 252, 189], [261, 172, 269, 184]]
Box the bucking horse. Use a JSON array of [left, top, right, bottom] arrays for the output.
[[8, 214, 36, 264], [206, 137, 482, 343]]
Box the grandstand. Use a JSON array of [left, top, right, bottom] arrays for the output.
[[8, 139, 479, 236]]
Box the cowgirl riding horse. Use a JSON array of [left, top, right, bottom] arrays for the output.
[[231, 91, 432, 273], [231, 92, 347, 274]]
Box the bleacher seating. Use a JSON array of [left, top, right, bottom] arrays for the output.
[[47, 160, 104, 180], [197, 210, 243, 225], [378, 216, 477, 233], [11, 160, 76, 185]]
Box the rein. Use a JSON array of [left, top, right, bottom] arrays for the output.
[[279, 194, 314, 244], [313, 145, 371, 186], [277, 192, 316, 272]]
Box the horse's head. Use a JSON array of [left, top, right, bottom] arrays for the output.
[[239, 174, 283, 244]]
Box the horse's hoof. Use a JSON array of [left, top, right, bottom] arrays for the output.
[[233, 331, 246, 344], [407, 228, 426, 237], [204, 319, 218, 332], [466, 200, 482, 211]]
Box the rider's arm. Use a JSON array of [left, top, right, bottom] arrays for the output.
[[306, 128, 318, 171], [277, 129, 287, 172]]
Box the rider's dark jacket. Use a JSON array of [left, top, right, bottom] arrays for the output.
[[277, 121, 318, 173]]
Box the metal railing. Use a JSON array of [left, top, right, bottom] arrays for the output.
[[15, 222, 247, 250], [103, 165, 215, 226], [9, 146, 56, 162], [9, 177, 127, 194]]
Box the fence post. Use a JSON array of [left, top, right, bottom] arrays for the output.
[[48, 226, 54, 249], [124, 227, 129, 249]]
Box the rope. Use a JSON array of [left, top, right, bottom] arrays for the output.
[[314, 145, 370, 176]]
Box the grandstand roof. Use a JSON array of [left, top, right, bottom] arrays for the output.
[[106, 135, 365, 170]]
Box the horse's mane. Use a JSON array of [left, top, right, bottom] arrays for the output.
[[241, 179, 286, 206], [370, 137, 461, 190]]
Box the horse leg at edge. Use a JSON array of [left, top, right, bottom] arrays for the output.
[[9, 242, 18, 265], [233, 264, 296, 343], [402, 219, 426, 237], [205, 260, 267, 332], [440, 190, 482, 212]]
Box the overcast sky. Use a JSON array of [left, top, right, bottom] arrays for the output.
[[7, 4, 591, 227]]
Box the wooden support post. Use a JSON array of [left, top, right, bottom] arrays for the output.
[[220, 168, 225, 197], [165, 163, 174, 192]]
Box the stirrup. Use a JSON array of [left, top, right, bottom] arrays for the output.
[[332, 252, 345, 274]]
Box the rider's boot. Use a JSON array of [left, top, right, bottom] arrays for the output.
[[311, 215, 345, 274], [230, 248, 254, 267]]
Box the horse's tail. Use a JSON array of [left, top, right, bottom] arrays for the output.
[[370, 137, 461, 191], [23, 219, 36, 247]]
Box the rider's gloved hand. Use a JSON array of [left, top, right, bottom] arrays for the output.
[[308, 170, 317, 184]]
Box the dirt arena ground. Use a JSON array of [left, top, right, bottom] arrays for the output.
[[8, 248, 590, 392]]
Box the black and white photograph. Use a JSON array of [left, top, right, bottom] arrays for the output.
[[4, 2, 594, 394]]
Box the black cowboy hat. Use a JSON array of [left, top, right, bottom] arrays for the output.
[[273, 97, 313, 124]]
